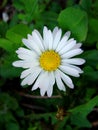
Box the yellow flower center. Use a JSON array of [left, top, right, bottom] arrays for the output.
[[39, 50, 61, 71]]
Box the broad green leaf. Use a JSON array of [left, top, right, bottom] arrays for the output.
[[86, 18, 98, 45], [85, 88, 96, 102], [69, 96, 98, 127], [0, 21, 8, 37], [82, 50, 98, 68], [0, 54, 22, 78], [83, 66, 98, 81], [58, 7, 88, 41], [70, 112, 91, 127], [6, 24, 31, 44], [0, 38, 13, 52]]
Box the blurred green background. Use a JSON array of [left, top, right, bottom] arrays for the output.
[[0, 0, 98, 130]]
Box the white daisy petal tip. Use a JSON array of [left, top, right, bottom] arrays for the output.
[[66, 31, 71, 37], [13, 26, 85, 97], [82, 59, 86, 64], [12, 61, 19, 67], [22, 38, 25, 42], [12, 62, 15, 67], [69, 84, 74, 89]]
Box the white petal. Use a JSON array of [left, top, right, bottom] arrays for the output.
[[62, 58, 85, 65], [48, 30, 53, 50], [58, 70, 74, 89], [53, 26, 59, 38], [12, 60, 25, 67], [21, 74, 30, 86], [52, 29, 62, 50], [47, 72, 55, 97], [17, 54, 33, 61], [20, 68, 31, 79], [43, 26, 49, 50], [31, 71, 44, 91], [72, 43, 82, 49], [33, 29, 43, 45], [61, 49, 83, 58], [20, 66, 41, 79], [22, 38, 33, 50], [16, 47, 38, 61], [66, 64, 83, 74], [58, 39, 76, 55], [47, 85, 53, 97], [59, 65, 80, 77], [43, 28, 53, 50], [16, 47, 34, 55], [49, 72, 55, 86], [39, 72, 50, 96], [54, 70, 66, 91], [21, 67, 42, 86], [32, 71, 49, 96], [32, 30, 44, 51], [22, 38, 41, 55], [27, 68, 42, 85], [12, 60, 39, 68], [56, 31, 71, 52]]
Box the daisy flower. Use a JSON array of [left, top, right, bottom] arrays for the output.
[[13, 26, 85, 97]]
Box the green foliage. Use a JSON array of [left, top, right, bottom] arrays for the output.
[[86, 18, 98, 45], [0, 0, 98, 130], [79, 0, 92, 13], [58, 7, 88, 41], [69, 96, 98, 128], [0, 38, 13, 52], [0, 93, 24, 130], [13, 0, 39, 23], [6, 24, 31, 44], [82, 50, 98, 68], [0, 24, 31, 78]]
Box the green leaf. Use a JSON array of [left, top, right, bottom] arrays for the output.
[[70, 112, 91, 127], [91, 0, 98, 19], [56, 117, 69, 130], [0, 93, 19, 110], [22, 0, 38, 13], [6, 122, 20, 130], [0, 38, 13, 52], [82, 50, 98, 68], [65, 125, 72, 130], [6, 24, 31, 44], [13, 0, 24, 11], [79, 0, 92, 13], [42, 11, 58, 28], [96, 42, 98, 49], [0, 21, 8, 37], [0, 54, 22, 78], [13, 0, 39, 22], [58, 7, 88, 41], [69, 96, 98, 127], [86, 18, 98, 45], [83, 66, 98, 81]]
